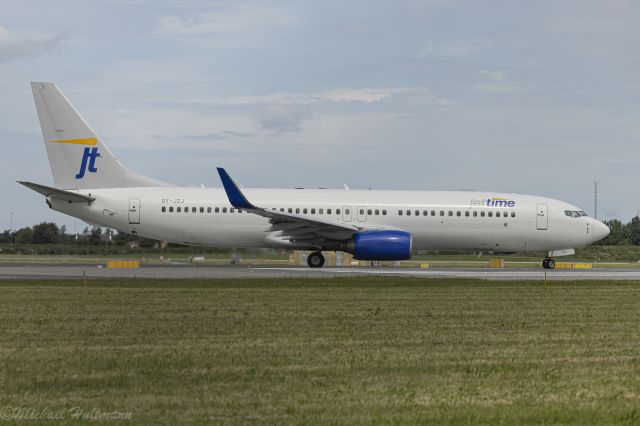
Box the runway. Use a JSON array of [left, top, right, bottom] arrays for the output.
[[1, 264, 640, 280]]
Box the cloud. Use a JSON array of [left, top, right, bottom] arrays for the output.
[[150, 87, 435, 107], [140, 86, 450, 132], [479, 69, 505, 81], [0, 25, 65, 62], [320, 88, 400, 104], [155, 1, 298, 46], [413, 41, 435, 59], [413, 39, 489, 59], [257, 105, 310, 131]]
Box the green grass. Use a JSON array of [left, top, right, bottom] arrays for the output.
[[1, 278, 640, 424]]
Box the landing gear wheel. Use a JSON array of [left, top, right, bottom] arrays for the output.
[[542, 258, 556, 269], [307, 251, 325, 268]]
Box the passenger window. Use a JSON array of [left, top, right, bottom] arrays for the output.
[[488, 212, 493, 217], [336, 209, 341, 214], [456, 211, 461, 217], [327, 208, 332, 214], [296, 208, 300, 214], [162, 206, 166, 212], [288, 208, 292, 213], [423, 210, 428, 216], [431, 210, 436, 216], [368, 209, 372, 215], [511, 212, 516, 217], [407, 210, 411, 216], [215, 207, 219, 213], [375, 209, 379, 215], [230, 208, 235, 213], [481, 211, 485, 217], [465, 211, 469, 217], [496, 211, 500, 217], [440, 211, 444, 216], [415, 210, 420, 216], [303, 208, 308, 214], [399, 210, 403, 216], [200, 207, 204, 213], [177, 207, 181, 212], [169, 207, 174, 212], [382, 210, 387, 215], [311, 208, 316, 214], [346, 209, 350, 214], [360, 209, 365, 215], [223, 207, 227, 213], [207, 207, 212, 213], [319, 208, 324, 214], [185, 208, 188, 214]]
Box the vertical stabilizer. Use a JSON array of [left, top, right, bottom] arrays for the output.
[[31, 82, 170, 189]]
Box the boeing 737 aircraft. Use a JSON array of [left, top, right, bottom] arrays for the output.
[[20, 82, 609, 268]]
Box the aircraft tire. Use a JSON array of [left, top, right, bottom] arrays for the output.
[[307, 251, 325, 268]]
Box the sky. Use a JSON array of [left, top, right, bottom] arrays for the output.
[[2, 0, 640, 232]]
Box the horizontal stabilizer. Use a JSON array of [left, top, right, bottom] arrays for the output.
[[18, 181, 95, 203]]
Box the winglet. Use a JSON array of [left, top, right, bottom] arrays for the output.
[[216, 168, 256, 209]]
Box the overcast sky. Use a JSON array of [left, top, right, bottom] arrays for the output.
[[2, 0, 640, 231]]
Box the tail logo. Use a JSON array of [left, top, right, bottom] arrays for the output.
[[76, 147, 101, 179]]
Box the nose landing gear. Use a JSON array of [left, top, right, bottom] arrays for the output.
[[542, 258, 556, 269], [307, 251, 325, 268]]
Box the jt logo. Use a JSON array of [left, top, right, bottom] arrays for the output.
[[75, 147, 101, 179]]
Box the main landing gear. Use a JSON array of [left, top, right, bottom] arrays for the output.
[[307, 251, 325, 268], [542, 257, 556, 269]]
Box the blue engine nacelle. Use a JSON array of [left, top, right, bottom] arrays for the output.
[[352, 230, 413, 261]]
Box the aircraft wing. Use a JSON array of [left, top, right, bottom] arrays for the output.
[[18, 181, 95, 203], [217, 168, 359, 246]]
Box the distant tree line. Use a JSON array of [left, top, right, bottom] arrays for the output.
[[0, 222, 232, 255], [598, 217, 640, 246], [0, 217, 636, 252], [0, 222, 156, 247]]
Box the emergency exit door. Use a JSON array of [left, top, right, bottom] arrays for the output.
[[129, 198, 141, 224]]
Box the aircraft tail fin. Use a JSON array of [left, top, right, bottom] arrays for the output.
[[30, 82, 170, 189]]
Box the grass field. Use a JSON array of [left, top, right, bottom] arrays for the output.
[[1, 278, 640, 424]]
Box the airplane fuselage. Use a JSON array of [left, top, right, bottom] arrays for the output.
[[51, 186, 606, 253]]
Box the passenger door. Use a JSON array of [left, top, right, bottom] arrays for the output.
[[128, 198, 141, 224], [536, 203, 548, 230]]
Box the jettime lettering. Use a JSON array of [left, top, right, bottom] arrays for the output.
[[76, 147, 101, 179], [470, 197, 516, 208]]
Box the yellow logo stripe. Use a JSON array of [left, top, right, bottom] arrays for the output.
[[48, 137, 97, 145]]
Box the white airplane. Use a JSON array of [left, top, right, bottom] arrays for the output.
[[21, 82, 609, 269]]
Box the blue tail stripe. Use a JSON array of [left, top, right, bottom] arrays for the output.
[[216, 168, 256, 210]]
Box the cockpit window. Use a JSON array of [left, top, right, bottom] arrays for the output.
[[565, 210, 588, 218]]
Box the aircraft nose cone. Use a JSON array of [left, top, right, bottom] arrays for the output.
[[592, 220, 610, 243]]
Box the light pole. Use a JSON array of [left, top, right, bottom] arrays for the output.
[[105, 229, 112, 252], [9, 212, 13, 250]]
